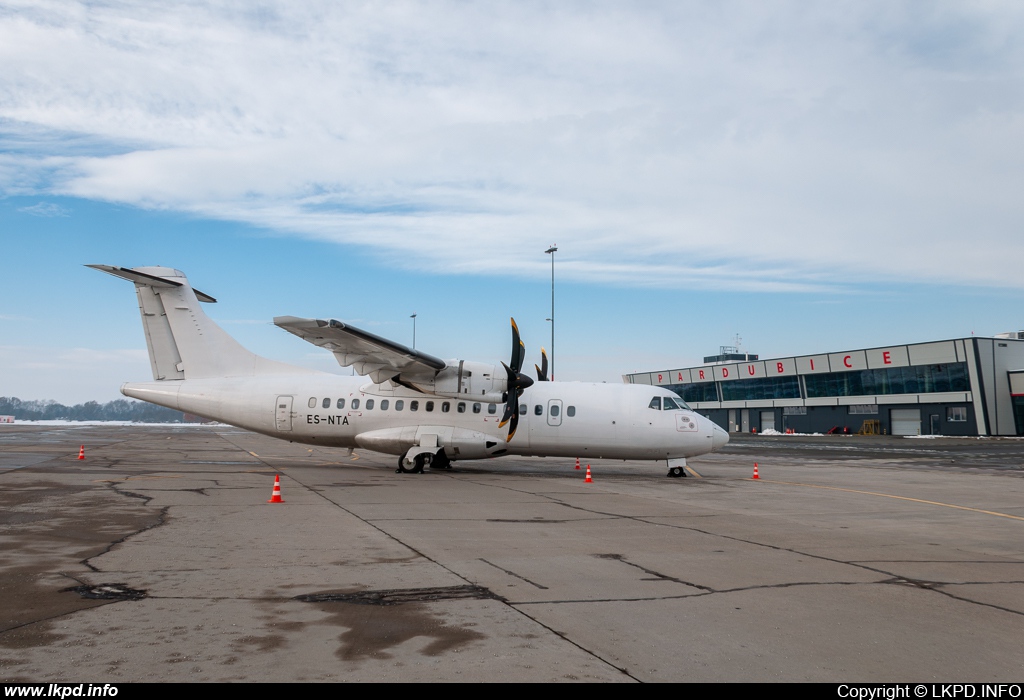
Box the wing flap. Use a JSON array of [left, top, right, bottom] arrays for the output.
[[274, 316, 447, 380]]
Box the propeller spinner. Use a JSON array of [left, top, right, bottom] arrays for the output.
[[498, 318, 534, 442]]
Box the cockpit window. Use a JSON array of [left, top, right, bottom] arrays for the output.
[[672, 396, 692, 410], [662, 397, 680, 410], [649, 397, 662, 410]]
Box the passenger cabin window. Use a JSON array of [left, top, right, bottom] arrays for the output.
[[567, 406, 576, 417], [649, 397, 661, 410], [550, 404, 560, 417], [472, 403, 481, 414], [534, 404, 543, 416], [322, 398, 331, 409], [519, 404, 527, 415], [365, 399, 374, 410], [351, 399, 360, 409], [308, 398, 317, 409], [441, 402, 450, 413], [336, 398, 345, 409], [395, 400, 404, 411], [457, 402, 466, 413], [410, 401, 419, 411], [380, 399, 389, 410], [426, 401, 434, 412], [488, 404, 497, 415]]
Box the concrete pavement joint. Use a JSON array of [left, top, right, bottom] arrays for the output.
[[467, 479, 1024, 621], [478, 558, 549, 590], [216, 433, 641, 682]]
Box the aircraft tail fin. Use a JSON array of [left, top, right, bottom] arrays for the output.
[[89, 265, 305, 380]]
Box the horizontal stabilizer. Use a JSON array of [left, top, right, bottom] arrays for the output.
[[87, 265, 217, 303]]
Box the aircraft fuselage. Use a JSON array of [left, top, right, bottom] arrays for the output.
[[123, 373, 723, 462]]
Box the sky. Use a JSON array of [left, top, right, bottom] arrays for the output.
[[2, 1, 1023, 403]]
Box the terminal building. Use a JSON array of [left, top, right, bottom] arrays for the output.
[[625, 334, 1024, 436]]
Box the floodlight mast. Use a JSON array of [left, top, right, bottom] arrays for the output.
[[545, 245, 557, 380]]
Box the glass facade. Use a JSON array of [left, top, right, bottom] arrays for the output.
[[719, 376, 801, 402], [667, 362, 970, 403], [668, 382, 719, 403], [1013, 396, 1024, 436], [804, 363, 969, 398]]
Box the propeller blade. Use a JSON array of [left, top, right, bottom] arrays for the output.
[[510, 318, 525, 373], [535, 347, 549, 381], [505, 407, 519, 442], [498, 361, 517, 429]]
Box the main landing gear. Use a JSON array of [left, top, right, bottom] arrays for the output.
[[396, 449, 452, 474], [396, 453, 429, 474]]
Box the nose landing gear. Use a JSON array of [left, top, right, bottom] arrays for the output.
[[666, 458, 688, 478]]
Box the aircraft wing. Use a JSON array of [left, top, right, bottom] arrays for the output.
[[273, 316, 447, 384]]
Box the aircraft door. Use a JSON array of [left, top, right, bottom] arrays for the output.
[[547, 399, 563, 427], [275, 395, 293, 431]]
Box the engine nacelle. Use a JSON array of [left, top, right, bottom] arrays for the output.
[[400, 360, 505, 403]]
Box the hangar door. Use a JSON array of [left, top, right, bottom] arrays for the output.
[[890, 408, 921, 436]]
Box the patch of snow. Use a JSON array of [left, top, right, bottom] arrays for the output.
[[903, 434, 1024, 440], [2, 420, 222, 427], [758, 428, 825, 436]]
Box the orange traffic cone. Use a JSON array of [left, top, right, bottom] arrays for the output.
[[585, 464, 592, 483], [77, 445, 85, 460], [267, 474, 284, 503], [752, 462, 760, 480], [575, 457, 580, 470]]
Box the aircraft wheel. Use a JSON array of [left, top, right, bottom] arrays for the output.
[[432, 451, 452, 470], [410, 454, 427, 474], [396, 455, 412, 474], [668, 466, 686, 478]]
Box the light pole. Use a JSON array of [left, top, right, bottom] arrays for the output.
[[410, 313, 417, 349], [545, 245, 557, 380]]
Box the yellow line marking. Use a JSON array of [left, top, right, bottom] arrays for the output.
[[754, 478, 1024, 522], [685, 467, 702, 478], [350, 453, 360, 460], [248, 451, 259, 457]]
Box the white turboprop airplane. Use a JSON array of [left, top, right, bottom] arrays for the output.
[[89, 265, 729, 477]]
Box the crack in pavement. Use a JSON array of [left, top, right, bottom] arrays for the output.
[[214, 433, 640, 682], [451, 474, 1024, 618]]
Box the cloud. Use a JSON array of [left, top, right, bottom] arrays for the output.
[[17, 201, 69, 216], [2, 1, 1023, 289], [0, 345, 151, 403]]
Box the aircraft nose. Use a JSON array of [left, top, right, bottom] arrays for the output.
[[712, 424, 729, 450]]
